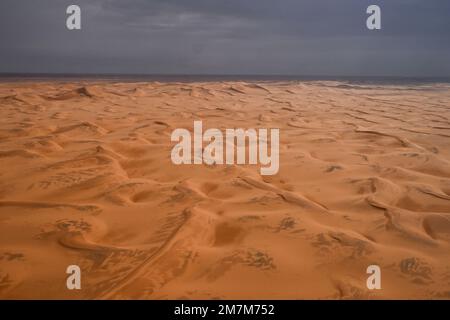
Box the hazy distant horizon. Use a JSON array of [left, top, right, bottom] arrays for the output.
[[1, 72, 450, 85]]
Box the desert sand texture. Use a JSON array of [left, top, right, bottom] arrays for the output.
[[0, 80, 450, 299]]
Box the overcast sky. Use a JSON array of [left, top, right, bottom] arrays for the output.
[[1, 0, 449, 77]]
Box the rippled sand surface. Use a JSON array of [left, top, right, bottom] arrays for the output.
[[0, 80, 449, 299]]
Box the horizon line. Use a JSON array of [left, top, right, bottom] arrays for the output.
[[1, 72, 450, 82]]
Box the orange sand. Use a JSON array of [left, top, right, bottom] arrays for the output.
[[0, 80, 449, 299]]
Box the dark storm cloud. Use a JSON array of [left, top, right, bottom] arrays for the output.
[[1, 0, 449, 76]]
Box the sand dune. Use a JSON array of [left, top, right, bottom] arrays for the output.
[[0, 80, 449, 299]]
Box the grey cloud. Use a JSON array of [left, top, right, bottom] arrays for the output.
[[0, 0, 449, 76]]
